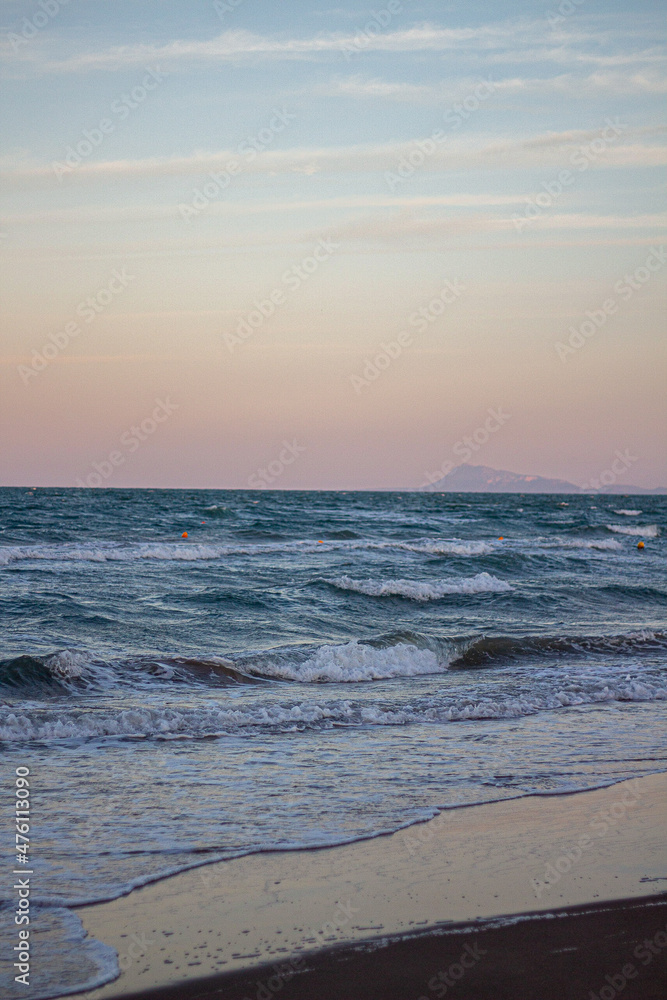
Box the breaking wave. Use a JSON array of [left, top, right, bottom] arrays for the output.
[[241, 641, 441, 683], [538, 537, 622, 551], [4, 531, 652, 568], [4, 629, 665, 697], [451, 629, 667, 666], [327, 572, 512, 600], [0, 651, 261, 694], [2, 676, 664, 743], [606, 524, 659, 538], [0, 537, 493, 567], [0, 651, 94, 694], [392, 540, 493, 556], [614, 509, 642, 516]]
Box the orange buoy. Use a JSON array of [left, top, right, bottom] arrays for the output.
[[317, 540, 324, 544], [498, 536, 504, 541], [181, 531, 188, 538], [637, 541, 645, 549]]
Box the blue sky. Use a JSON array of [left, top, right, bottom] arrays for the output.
[[0, 0, 665, 488]]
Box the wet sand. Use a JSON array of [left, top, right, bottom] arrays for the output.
[[79, 773, 667, 999]]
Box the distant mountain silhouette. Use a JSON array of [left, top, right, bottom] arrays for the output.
[[422, 464, 666, 494]]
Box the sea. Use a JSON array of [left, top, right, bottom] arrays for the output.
[[0, 488, 665, 999]]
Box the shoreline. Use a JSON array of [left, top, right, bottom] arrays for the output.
[[84, 894, 667, 1000], [40, 771, 663, 911], [78, 772, 667, 999]]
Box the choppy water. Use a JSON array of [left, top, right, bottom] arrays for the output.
[[0, 488, 665, 998]]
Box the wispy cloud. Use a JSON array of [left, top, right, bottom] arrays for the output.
[[481, 45, 666, 68], [0, 193, 531, 226], [494, 69, 667, 95], [3, 212, 663, 266], [3, 233, 664, 266], [320, 76, 435, 101], [3, 126, 664, 186], [5, 25, 508, 74], [318, 69, 667, 102], [326, 211, 667, 244], [3, 18, 664, 75]]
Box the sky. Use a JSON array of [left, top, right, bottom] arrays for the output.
[[0, 0, 665, 489]]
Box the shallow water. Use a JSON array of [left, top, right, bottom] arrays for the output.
[[0, 488, 665, 997]]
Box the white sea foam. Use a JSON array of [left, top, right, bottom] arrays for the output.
[[2, 679, 664, 742], [397, 540, 493, 556], [0, 537, 494, 567], [358, 679, 667, 725], [0, 702, 350, 741], [43, 650, 90, 678], [535, 537, 622, 551], [606, 524, 659, 538], [255, 641, 442, 683], [0, 542, 244, 565], [613, 509, 642, 516], [328, 572, 512, 600]]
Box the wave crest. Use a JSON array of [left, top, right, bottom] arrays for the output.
[[244, 641, 442, 683], [607, 524, 659, 538], [0, 651, 261, 694], [542, 537, 622, 551], [2, 676, 664, 742], [0, 536, 494, 567], [451, 629, 667, 667], [327, 572, 512, 600]]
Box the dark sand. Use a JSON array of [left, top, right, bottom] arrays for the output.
[[92, 895, 667, 1000], [79, 773, 667, 1000]]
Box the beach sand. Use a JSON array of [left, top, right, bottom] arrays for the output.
[[79, 773, 667, 999]]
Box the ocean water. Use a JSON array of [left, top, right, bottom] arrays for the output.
[[1, 488, 665, 998]]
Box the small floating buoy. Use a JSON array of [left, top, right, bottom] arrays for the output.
[[317, 540, 324, 544], [498, 536, 504, 541], [637, 541, 645, 549], [181, 531, 188, 538]]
